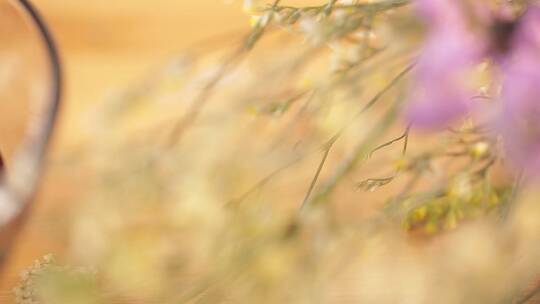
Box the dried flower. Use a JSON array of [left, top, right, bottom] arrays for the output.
[[14, 255, 56, 304], [14, 255, 98, 304]]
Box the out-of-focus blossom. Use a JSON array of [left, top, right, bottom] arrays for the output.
[[498, 6, 540, 173], [407, 1, 540, 174], [406, 0, 485, 128]]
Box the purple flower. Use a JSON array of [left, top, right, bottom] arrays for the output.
[[406, 0, 485, 128], [406, 1, 540, 175], [498, 7, 540, 173]]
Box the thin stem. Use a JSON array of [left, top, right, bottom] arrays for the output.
[[358, 64, 415, 114], [402, 125, 410, 155], [302, 65, 414, 207], [227, 155, 306, 206], [307, 91, 405, 208], [369, 124, 411, 158], [275, 0, 409, 12], [165, 47, 246, 148], [299, 135, 339, 212], [516, 282, 540, 304], [326, 63, 415, 147]]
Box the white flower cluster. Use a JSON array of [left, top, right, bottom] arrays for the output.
[[13, 254, 97, 304], [13, 254, 55, 304]]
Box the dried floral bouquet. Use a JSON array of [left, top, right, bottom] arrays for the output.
[[12, 0, 540, 303]]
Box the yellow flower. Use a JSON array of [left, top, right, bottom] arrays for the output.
[[249, 13, 270, 28], [249, 15, 261, 27], [411, 206, 427, 222], [470, 142, 490, 159], [394, 157, 408, 171]]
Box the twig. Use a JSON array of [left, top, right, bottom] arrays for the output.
[[228, 154, 308, 205], [165, 11, 284, 148], [357, 64, 415, 115], [299, 135, 339, 212], [402, 125, 410, 155], [369, 124, 411, 158], [516, 282, 540, 304], [275, 0, 410, 12], [165, 47, 246, 148], [306, 91, 405, 209], [300, 65, 413, 209]]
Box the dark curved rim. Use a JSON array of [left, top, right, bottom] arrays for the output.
[[17, 0, 62, 148], [0, 0, 62, 272]]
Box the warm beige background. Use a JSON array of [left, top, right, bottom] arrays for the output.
[[1, 0, 250, 297]]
